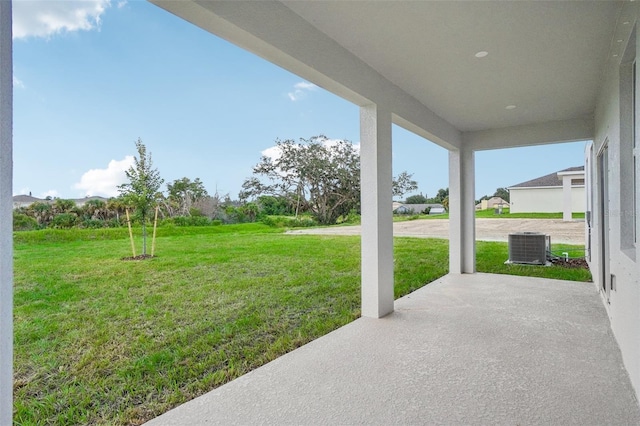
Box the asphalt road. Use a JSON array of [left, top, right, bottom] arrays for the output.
[[287, 218, 586, 245]]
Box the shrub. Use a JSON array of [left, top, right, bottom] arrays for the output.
[[262, 215, 317, 228], [171, 216, 212, 226], [338, 209, 360, 224], [13, 212, 38, 231], [106, 218, 123, 228], [50, 213, 78, 229], [80, 219, 105, 229], [224, 206, 247, 224]]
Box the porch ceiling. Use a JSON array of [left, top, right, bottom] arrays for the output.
[[284, 1, 617, 132], [151, 1, 627, 149]]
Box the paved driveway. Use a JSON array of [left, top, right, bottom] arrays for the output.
[[288, 218, 585, 245]]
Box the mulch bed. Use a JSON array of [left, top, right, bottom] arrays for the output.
[[550, 257, 589, 269], [121, 254, 155, 261]]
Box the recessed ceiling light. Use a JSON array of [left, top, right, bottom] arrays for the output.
[[617, 39, 623, 43], [475, 51, 488, 58], [613, 54, 619, 57], [623, 21, 630, 25], [505, 105, 517, 110]]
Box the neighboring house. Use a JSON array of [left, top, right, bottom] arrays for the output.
[[73, 196, 109, 208], [475, 196, 509, 211], [394, 203, 445, 215], [3, 1, 640, 420], [12, 194, 40, 210], [11, 195, 109, 210], [428, 206, 446, 215], [508, 166, 585, 217]]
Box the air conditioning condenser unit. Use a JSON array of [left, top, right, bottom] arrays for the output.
[[507, 232, 550, 265]]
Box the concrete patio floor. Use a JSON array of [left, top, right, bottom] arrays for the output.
[[147, 273, 639, 425]]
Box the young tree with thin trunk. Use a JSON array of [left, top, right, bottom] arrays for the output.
[[118, 138, 164, 256]]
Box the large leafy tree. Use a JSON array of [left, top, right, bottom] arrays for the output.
[[118, 138, 164, 255], [435, 187, 449, 203], [166, 177, 208, 216], [241, 135, 418, 225], [405, 194, 428, 204], [393, 171, 418, 199]]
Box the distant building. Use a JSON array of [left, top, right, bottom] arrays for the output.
[[12, 195, 109, 210], [475, 197, 509, 211], [507, 166, 585, 217], [393, 203, 445, 215], [12, 195, 41, 210]]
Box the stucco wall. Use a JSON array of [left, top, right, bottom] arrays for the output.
[[590, 3, 640, 401], [509, 186, 585, 213]]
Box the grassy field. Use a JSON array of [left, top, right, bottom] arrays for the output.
[[14, 224, 591, 425], [394, 208, 585, 221]]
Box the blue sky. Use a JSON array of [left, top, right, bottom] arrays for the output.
[[11, 0, 588, 201]]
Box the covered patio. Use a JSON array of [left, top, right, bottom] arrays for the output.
[[2, 1, 640, 423], [148, 273, 640, 425]]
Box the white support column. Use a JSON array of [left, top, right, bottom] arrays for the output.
[[360, 104, 394, 318], [449, 148, 476, 274], [562, 175, 572, 222], [0, 1, 12, 424]]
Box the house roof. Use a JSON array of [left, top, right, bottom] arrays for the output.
[[487, 197, 508, 204], [12, 195, 109, 205], [73, 196, 109, 204], [509, 166, 584, 189], [481, 197, 509, 206], [394, 203, 443, 212], [12, 195, 39, 203]]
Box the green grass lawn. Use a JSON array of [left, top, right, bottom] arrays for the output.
[[394, 208, 585, 221], [13, 224, 591, 425]]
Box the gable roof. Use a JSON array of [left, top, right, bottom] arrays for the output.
[[509, 166, 584, 189], [12, 195, 110, 207], [12, 195, 40, 203], [477, 197, 509, 206]]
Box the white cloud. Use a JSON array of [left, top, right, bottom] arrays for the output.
[[116, 1, 127, 9], [15, 187, 31, 196], [261, 145, 283, 161], [261, 138, 359, 161], [40, 189, 59, 199], [294, 82, 316, 90], [13, 76, 25, 88], [73, 156, 134, 197], [12, 0, 111, 39], [287, 81, 318, 101]]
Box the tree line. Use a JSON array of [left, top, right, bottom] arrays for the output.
[[403, 187, 511, 207], [14, 136, 422, 232]]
